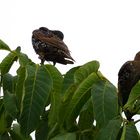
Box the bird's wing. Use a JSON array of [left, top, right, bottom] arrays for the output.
[[118, 61, 134, 105], [118, 61, 140, 81], [33, 30, 74, 61], [52, 30, 64, 40], [118, 61, 140, 106], [118, 61, 136, 89]]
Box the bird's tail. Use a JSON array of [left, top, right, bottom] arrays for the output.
[[56, 59, 74, 65], [65, 60, 74, 64]]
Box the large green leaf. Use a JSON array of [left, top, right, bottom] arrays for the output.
[[15, 67, 26, 109], [78, 129, 95, 140], [2, 73, 14, 94], [58, 84, 77, 128], [78, 98, 94, 130], [0, 40, 11, 51], [74, 61, 99, 84], [58, 67, 80, 127], [3, 90, 18, 118], [19, 64, 53, 136], [0, 132, 11, 140], [14, 47, 33, 66], [65, 73, 100, 129], [35, 111, 49, 140], [9, 123, 32, 140], [45, 65, 63, 94], [18, 52, 33, 66], [59, 61, 100, 130], [91, 79, 118, 128], [36, 110, 60, 140], [0, 101, 7, 135], [50, 133, 76, 140], [0, 102, 13, 135], [95, 118, 122, 140], [2, 74, 17, 103], [125, 81, 140, 107], [45, 65, 63, 128], [123, 81, 140, 116], [62, 66, 80, 95], [120, 122, 139, 140], [0, 52, 18, 75]]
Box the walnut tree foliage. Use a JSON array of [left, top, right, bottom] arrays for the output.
[[0, 39, 140, 140]]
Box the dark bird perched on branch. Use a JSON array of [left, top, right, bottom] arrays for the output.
[[118, 52, 140, 120], [32, 27, 75, 65]]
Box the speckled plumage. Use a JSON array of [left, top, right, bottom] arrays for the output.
[[32, 27, 74, 65]]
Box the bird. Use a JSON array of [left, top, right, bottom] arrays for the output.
[[118, 51, 140, 120], [32, 27, 75, 65]]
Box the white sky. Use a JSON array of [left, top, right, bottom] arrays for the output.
[[1, 0, 140, 135]]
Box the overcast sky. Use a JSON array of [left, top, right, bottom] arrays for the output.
[[1, 0, 140, 134]]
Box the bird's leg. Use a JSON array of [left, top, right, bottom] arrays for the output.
[[53, 61, 56, 66], [38, 55, 45, 65], [41, 59, 45, 65]]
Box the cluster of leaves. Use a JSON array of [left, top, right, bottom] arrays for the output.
[[0, 39, 140, 140]]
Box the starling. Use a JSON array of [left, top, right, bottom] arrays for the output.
[[32, 27, 74, 65], [118, 52, 140, 120]]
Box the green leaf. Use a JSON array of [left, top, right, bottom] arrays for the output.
[[0, 132, 11, 140], [74, 61, 99, 83], [123, 81, 140, 116], [0, 51, 18, 75], [60, 61, 100, 130], [2, 73, 17, 95], [65, 73, 100, 129], [0, 103, 7, 134], [120, 122, 139, 140], [91, 80, 118, 128], [58, 84, 77, 128], [19, 64, 53, 136], [0, 103, 13, 134], [15, 67, 26, 109], [14, 48, 33, 66], [47, 123, 59, 140], [62, 66, 80, 94], [45, 65, 63, 128], [79, 131, 95, 140], [0, 40, 11, 51], [10, 123, 32, 140], [14, 46, 21, 53], [35, 111, 49, 140], [36, 111, 59, 140], [78, 98, 94, 130], [18, 53, 33, 66], [50, 133, 76, 140], [45, 65, 63, 92], [3, 90, 18, 118], [58, 67, 80, 127], [2, 73, 14, 94], [125, 81, 140, 107], [95, 118, 122, 140]]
